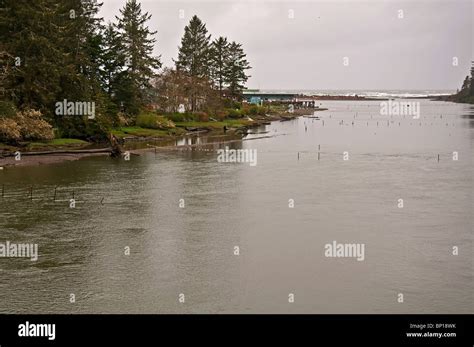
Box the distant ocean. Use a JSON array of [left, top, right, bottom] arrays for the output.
[[252, 90, 455, 98]]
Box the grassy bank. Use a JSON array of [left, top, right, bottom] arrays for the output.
[[0, 138, 89, 152], [1, 104, 316, 156], [111, 127, 186, 139], [26, 138, 89, 150]]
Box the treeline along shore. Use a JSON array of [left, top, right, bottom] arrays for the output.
[[437, 62, 474, 104], [2, 0, 471, 168], [0, 0, 319, 165]]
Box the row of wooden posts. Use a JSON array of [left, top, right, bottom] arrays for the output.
[[296, 146, 443, 162], [0, 185, 74, 201], [0, 185, 105, 204]]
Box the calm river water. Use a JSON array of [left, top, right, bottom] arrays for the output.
[[0, 100, 472, 313]]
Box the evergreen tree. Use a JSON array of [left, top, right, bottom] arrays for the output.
[[175, 15, 211, 111], [1, 0, 64, 114], [224, 42, 251, 99], [470, 61, 474, 97], [209, 36, 229, 94], [175, 15, 211, 78], [114, 0, 161, 116], [99, 23, 124, 97], [55, 0, 107, 138], [0, 0, 111, 137], [460, 75, 470, 92]]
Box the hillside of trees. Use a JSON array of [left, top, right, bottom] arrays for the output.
[[447, 62, 474, 104], [0, 0, 252, 145]]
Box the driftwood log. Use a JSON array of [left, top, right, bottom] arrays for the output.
[[108, 134, 124, 158], [0, 148, 113, 157], [0, 133, 124, 158]]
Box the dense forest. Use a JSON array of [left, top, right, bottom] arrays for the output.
[[0, 0, 252, 144]]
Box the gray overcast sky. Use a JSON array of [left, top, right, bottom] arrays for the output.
[[100, 0, 473, 91]]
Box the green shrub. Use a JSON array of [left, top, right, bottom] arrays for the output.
[[243, 104, 267, 116], [136, 113, 175, 129], [249, 105, 259, 115], [167, 112, 195, 123], [136, 113, 157, 128], [227, 109, 242, 119]]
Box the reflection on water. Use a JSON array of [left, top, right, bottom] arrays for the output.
[[0, 100, 472, 313], [123, 131, 244, 150]]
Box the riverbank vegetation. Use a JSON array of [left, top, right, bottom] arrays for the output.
[[1, 0, 296, 153]]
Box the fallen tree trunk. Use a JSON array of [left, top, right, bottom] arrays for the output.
[[0, 148, 113, 157], [108, 134, 124, 158]]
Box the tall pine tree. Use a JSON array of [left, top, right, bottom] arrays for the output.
[[209, 36, 229, 94], [99, 23, 125, 98], [224, 42, 251, 99], [175, 15, 211, 78], [1, 0, 63, 114], [175, 15, 211, 111], [470, 61, 474, 97], [56, 0, 107, 137], [114, 0, 161, 116]]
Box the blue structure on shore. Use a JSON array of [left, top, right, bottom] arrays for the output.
[[249, 96, 262, 105], [243, 90, 297, 103]]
